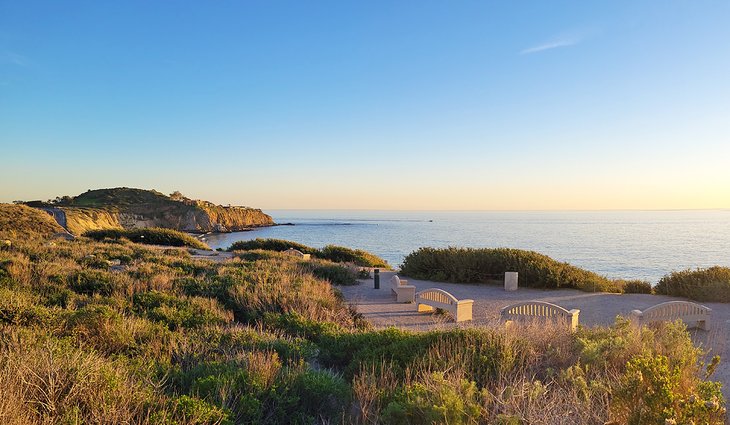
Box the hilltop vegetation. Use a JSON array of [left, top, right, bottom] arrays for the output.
[[0, 228, 724, 423], [228, 238, 390, 268], [24, 187, 275, 235], [0, 203, 65, 239], [84, 228, 210, 250]]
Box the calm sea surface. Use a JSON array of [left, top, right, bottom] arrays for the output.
[[204, 210, 730, 283]]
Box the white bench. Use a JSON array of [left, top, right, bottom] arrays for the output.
[[284, 248, 311, 260], [390, 275, 415, 303], [630, 301, 711, 330], [500, 301, 580, 332], [415, 288, 473, 322]]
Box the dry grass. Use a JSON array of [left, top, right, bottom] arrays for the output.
[[0, 330, 162, 425], [225, 256, 357, 326], [0, 204, 64, 240]]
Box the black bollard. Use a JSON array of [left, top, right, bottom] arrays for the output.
[[374, 269, 380, 289]]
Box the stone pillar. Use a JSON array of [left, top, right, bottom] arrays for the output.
[[504, 272, 518, 291]]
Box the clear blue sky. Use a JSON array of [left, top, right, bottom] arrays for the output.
[[2, 1, 729, 209]]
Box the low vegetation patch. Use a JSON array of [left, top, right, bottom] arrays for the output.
[[400, 246, 624, 292], [655, 266, 730, 302], [619, 279, 654, 294], [228, 238, 317, 255], [228, 238, 389, 268], [84, 227, 210, 250], [0, 235, 725, 423]]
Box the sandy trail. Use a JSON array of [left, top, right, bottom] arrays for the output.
[[339, 271, 730, 399]]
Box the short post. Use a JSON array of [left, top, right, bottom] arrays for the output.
[[504, 272, 518, 291], [374, 269, 380, 289]]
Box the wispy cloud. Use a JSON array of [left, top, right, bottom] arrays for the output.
[[520, 37, 581, 54], [520, 27, 599, 55], [0, 50, 29, 67]]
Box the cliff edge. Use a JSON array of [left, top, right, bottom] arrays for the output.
[[27, 188, 274, 236]]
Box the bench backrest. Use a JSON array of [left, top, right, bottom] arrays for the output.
[[284, 248, 306, 258], [501, 301, 573, 320], [641, 301, 710, 320], [392, 275, 411, 286], [416, 288, 459, 305]]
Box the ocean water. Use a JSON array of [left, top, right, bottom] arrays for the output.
[[203, 210, 730, 283]]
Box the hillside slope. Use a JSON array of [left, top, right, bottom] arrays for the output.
[[0, 204, 66, 239], [31, 188, 274, 235]]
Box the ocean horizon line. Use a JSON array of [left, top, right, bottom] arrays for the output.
[[262, 208, 730, 213]]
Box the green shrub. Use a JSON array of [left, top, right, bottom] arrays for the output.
[[290, 369, 350, 421], [169, 395, 232, 425], [310, 263, 358, 285], [227, 238, 389, 268], [318, 328, 439, 378], [37, 283, 74, 307], [177, 276, 235, 301], [0, 287, 51, 326], [620, 279, 653, 294], [381, 372, 484, 425], [183, 326, 318, 365], [132, 291, 232, 330], [227, 238, 316, 254], [654, 266, 730, 302], [400, 247, 621, 292], [612, 354, 725, 424], [84, 227, 209, 250], [317, 245, 389, 268], [234, 250, 277, 262], [69, 269, 118, 296]]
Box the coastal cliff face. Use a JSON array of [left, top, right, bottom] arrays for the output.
[[41, 188, 274, 236]]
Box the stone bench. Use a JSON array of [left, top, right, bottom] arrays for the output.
[[284, 248, 311, 260], [630, 301, 711, 330], [415, 288, 473, 322], [390, 275, 415, 303], [500, 301, 580, 332]]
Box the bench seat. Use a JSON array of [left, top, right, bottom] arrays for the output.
[[390, 275, 415, 303]]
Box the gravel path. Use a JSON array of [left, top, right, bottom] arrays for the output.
[[340, 271, 730, 399]]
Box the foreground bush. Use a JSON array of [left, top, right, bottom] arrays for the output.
[[400, 247, 623, 292], [228, 238, 389, 268], [84, 227, 209, 250], [654, 266, 730, 302]]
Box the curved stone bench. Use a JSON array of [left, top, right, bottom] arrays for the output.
[[500, 301, 580, 332], [631, 301, 711, 330], [284, 248, 311, 260], [415, 288, 473, 322], [390, 275, 415, 303]]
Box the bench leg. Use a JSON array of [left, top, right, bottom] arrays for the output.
[[569, 313, 579, 332], [456, 305, 472, 322], [698, 319, 709, 331]]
